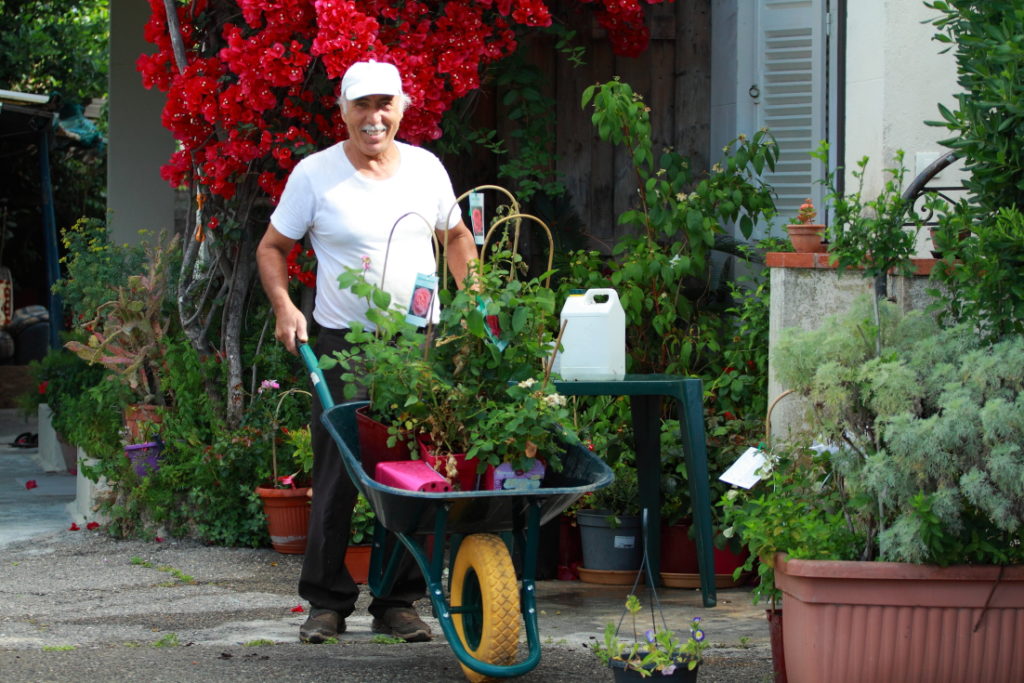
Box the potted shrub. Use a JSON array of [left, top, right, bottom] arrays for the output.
[[576, 461, 644, 582], [345, 492, 377, 584], [721, 299, 1024, 682], [253, 385, 314, 554], [64, 231, 180, 443], [785, 199, 826, 253], [590, 594, 707, 681]]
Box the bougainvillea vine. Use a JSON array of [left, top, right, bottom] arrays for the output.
[[138, 0, 669, 205]]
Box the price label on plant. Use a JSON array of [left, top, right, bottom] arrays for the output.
[[719, 446, 768, 489], [469, 191, 485, 245], [405, 272, 438, 327]]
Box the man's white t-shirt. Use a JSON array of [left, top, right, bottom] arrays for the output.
[[270, 140, 461, 330]]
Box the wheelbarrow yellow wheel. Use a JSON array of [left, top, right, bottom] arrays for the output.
[[450, 533, 520, 682]]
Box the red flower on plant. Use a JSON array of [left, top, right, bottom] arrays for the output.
[[86, 521, 100, 530], [69, 522, 80, 531], [24, 480, 38, 490], [37, 381, 48, 395]]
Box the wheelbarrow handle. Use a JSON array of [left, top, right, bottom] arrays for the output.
[[298, 342, 335, 410]]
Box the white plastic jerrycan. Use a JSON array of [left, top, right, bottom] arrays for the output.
[[558, 288, 625, 381]]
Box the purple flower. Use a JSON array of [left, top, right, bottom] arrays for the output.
[[259, 379, 280, 394], [692, 629, 705, 642], [661, 665, 677, 676], [645, 629, 656, 644]]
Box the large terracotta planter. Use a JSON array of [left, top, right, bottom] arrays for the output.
[[775, 553, 1024, 683], [255, 486, 311, 554]]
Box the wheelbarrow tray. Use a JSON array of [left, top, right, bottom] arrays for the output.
[[321, 401, 613, 535]]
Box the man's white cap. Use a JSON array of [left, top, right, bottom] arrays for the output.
[[341, 61, 403, 102]]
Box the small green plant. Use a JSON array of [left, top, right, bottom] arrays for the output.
[[370, 634, 405, 645], [41, 645, 76, 651], [152, 633, 180, 648], [244, 639, 275, 647], [591, 594, 707, 676], [350, 493, 376, 545], [129, 557, 195, 584]]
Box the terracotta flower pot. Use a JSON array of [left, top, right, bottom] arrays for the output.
[[124, 403, 162, 443], [775, 553, 1024, 683], [786, 224, 827, 253], [765, 608, 787, 683], [255, 486, 311, 554], [659, 523, 751, 588], [345, 544, 371, 584]]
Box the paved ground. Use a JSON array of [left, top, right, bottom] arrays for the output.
[[0, 409, 775, 682]]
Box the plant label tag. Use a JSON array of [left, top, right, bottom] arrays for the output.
[[476, 296, 508, 351], [469, 191, 485, 245], [614, 535, 636, 550], [405, 273, 438, 326], [719, 446, 768, 489]]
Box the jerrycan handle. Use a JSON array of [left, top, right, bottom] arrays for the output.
[[584, 288, 619, 306]]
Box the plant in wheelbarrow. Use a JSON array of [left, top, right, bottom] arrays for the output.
[[324, 239, 578, 490], [592, 594, 707, 680]]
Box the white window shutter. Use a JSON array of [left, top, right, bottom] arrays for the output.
[[756, 0, 827, 224]]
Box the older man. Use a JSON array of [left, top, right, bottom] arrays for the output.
[[256, 60, 478, 644]]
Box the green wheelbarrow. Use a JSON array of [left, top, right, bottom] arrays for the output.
[[299, 344, 613, 681]]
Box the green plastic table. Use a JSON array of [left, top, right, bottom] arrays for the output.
[[554, 375, 717, 607]]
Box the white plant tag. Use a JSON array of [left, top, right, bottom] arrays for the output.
[[405, 272, 438, 326], [613, 535, 636, 550], [719, 446, 768, 489], [469, 191, 485, 245]]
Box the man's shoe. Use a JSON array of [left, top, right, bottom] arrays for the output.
[[371, 607, 432, 642], [299, 608, 345, 643]]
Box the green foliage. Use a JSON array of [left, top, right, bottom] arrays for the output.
[[325, 240, 577, 476], [0, 2, 108, 298], [574, 79, 777, 378], [560, 80, 778, 527], [64, 231, 180, 405], [764, 300, 1024, 566], [719, 448, 863, 605], [813, 142, 924, 281], [350, 493, 376, 545], [930, 205, 1024, 341], [591, 594, 706, 675], [585, 459, 640, 521], [0, 1, 108, 103], [926, 0, 1024, 217], [18, 343, 106, 422], [53, 218, 146, 323]]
